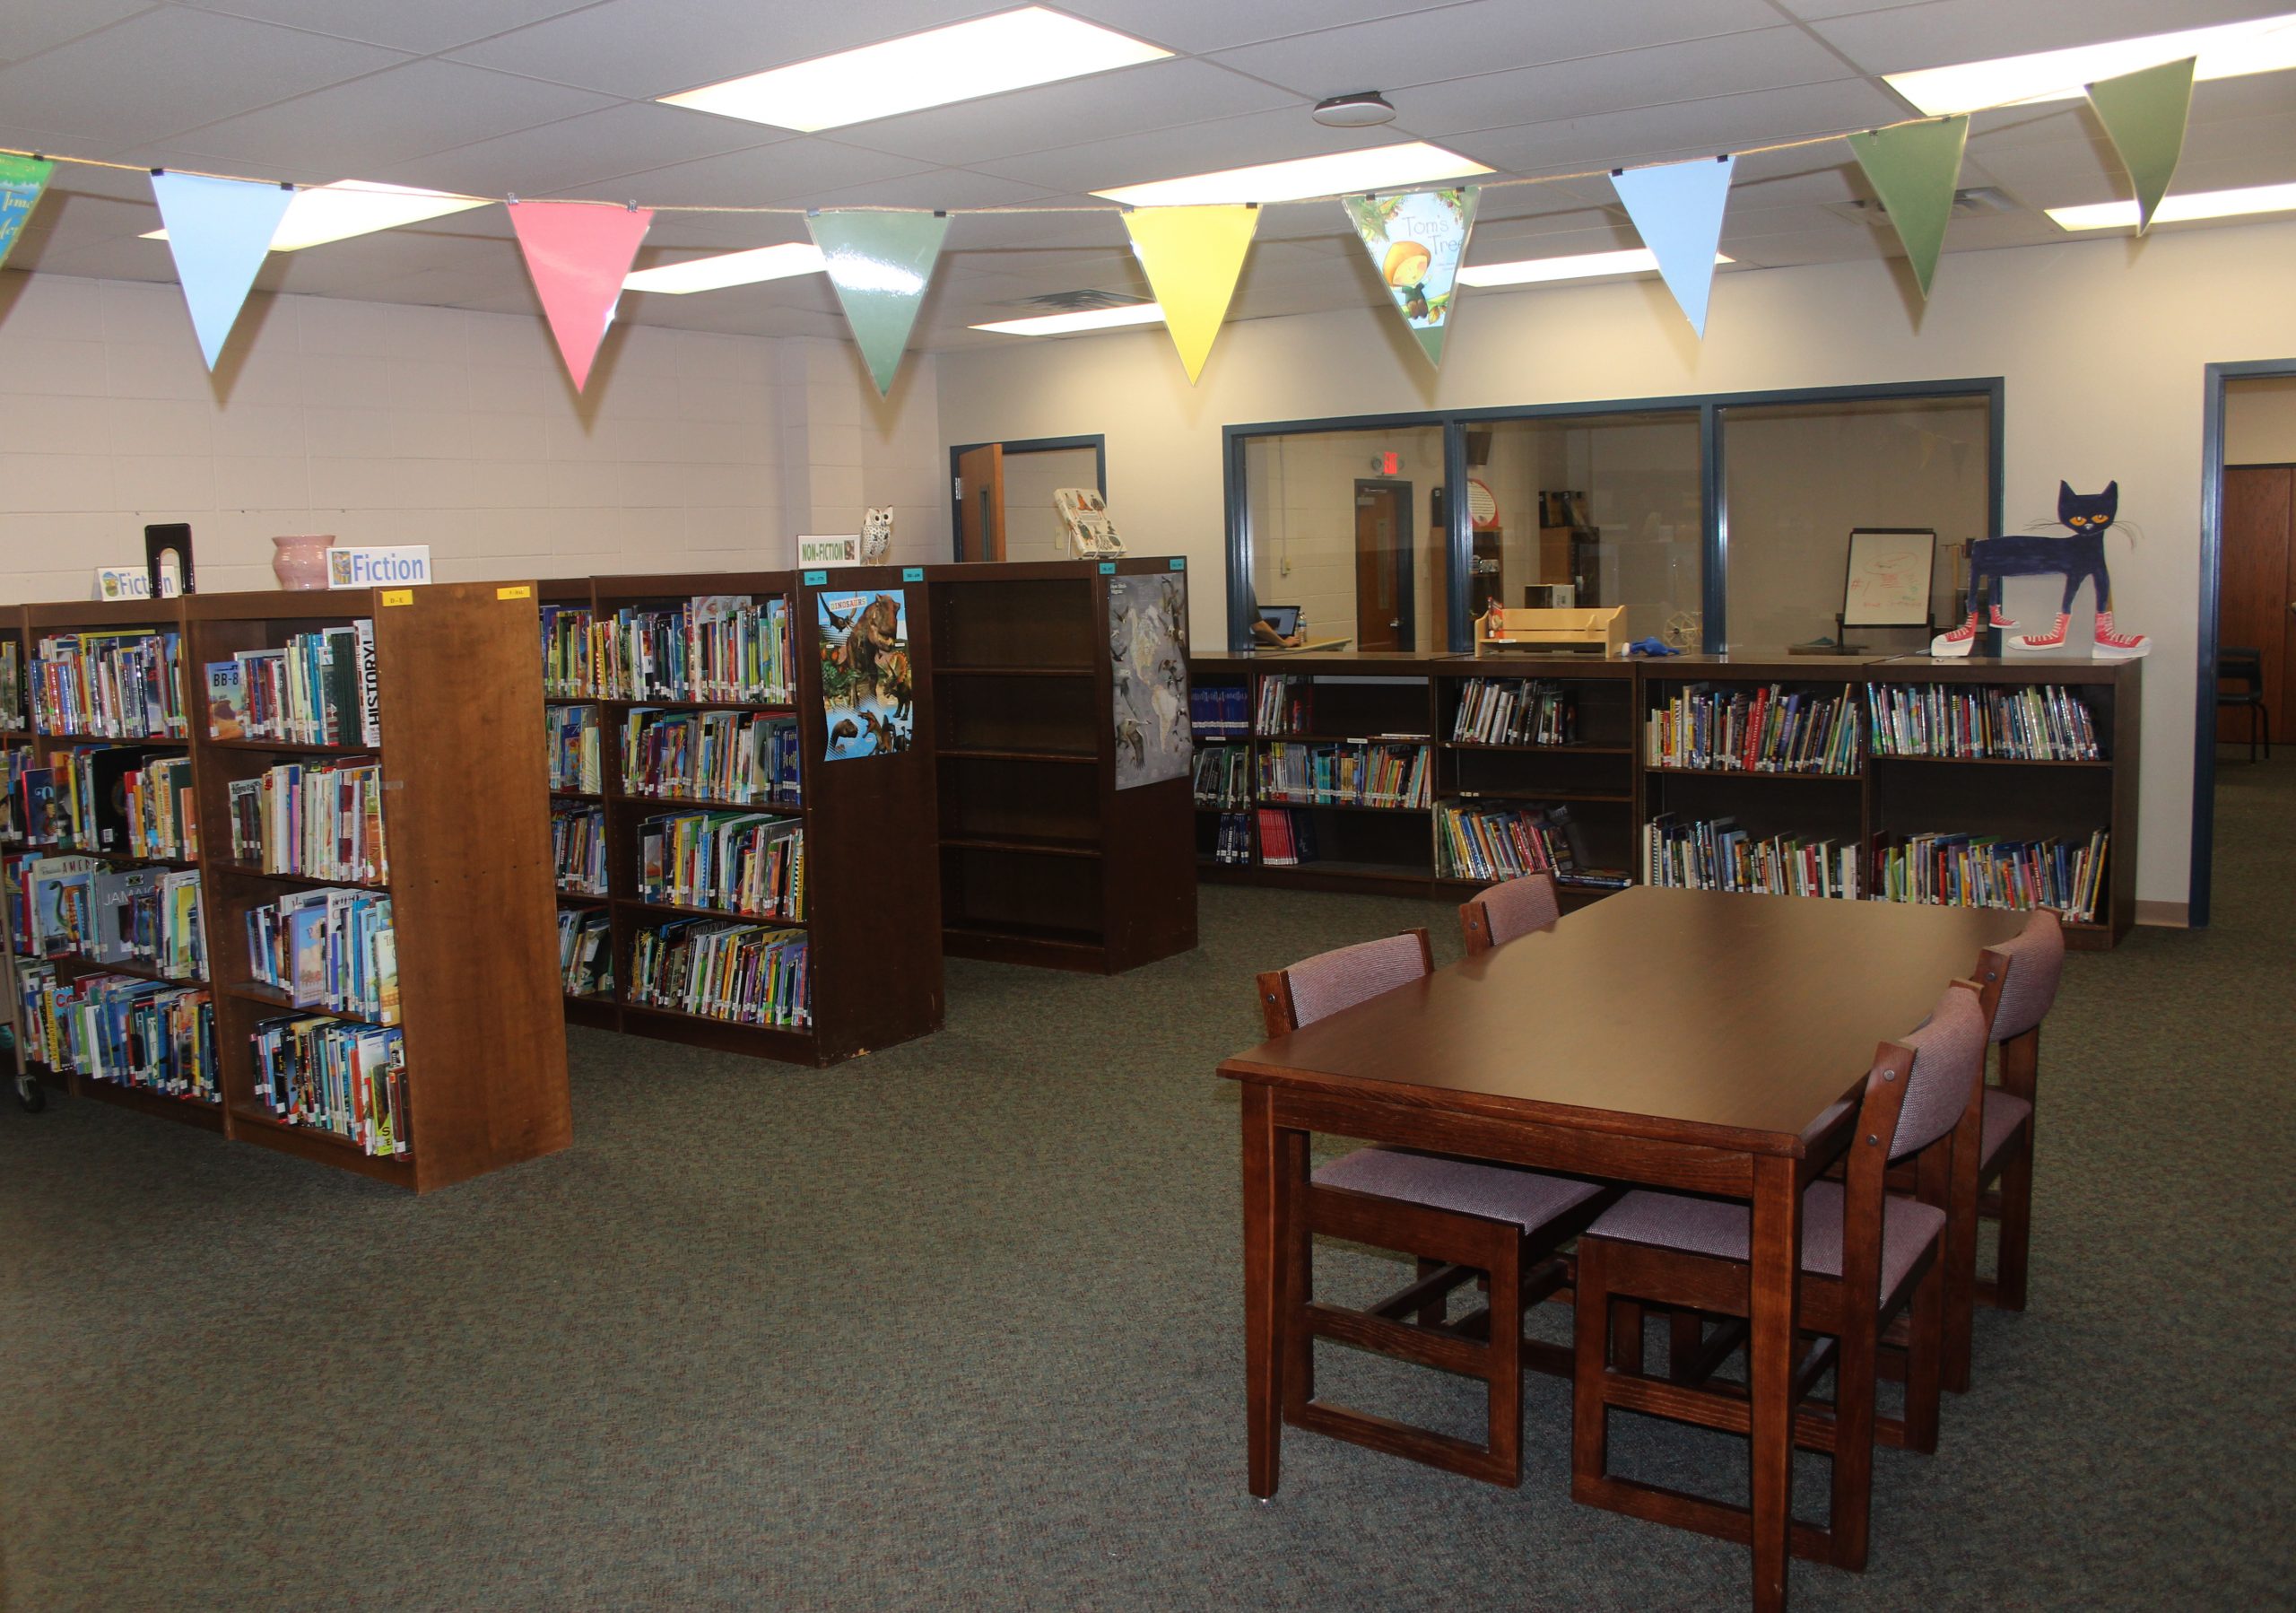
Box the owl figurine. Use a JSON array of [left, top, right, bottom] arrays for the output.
[[861, 507, 893, 563]]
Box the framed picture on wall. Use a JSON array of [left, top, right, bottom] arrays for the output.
[[1840, 527, 1936, 627]]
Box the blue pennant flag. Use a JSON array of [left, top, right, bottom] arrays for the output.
[[1610, 155, 1736, 337], [149, 171, 296, 370]]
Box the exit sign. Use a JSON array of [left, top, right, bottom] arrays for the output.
[[1379, 451, 1400, 475]]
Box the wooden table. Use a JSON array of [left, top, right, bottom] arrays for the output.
[[1219, 886, 2025, 1611]]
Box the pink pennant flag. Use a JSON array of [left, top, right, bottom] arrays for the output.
[[509, 202, 654, 391]]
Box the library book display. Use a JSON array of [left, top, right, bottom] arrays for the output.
[[0, 582, 571, 1190], [1191, 650, 2137, 948]]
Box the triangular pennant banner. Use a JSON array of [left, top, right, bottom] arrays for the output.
[[1342, 187, 1479, 367], [149, 171, 297, 371], [1122, 205, 1257, 384], [509, 202, 654, 392], [806, 210, 949, 396], [0, 154, 56, 275], [1847, 115, 1970, 299], [1610, 155, 1735, 337], [2086, 57, 2195, 233]]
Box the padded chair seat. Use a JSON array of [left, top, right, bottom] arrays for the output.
[[1314, 1147, 1604, 1233], [1587, 1181, 1946, 1303], [1982, 1088, 2034, 1166]]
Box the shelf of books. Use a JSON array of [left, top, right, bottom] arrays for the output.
[[0, 584, 573, 1185], [931, 559, 1195, 972], [538, 569, 943, 1063], [1189, 650, 2138, 948]]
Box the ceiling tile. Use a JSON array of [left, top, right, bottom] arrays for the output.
[[0, 8, 411, 151], [183, 0, 602, 53], [970, 106, 1443, 195], [1053, 0, 1457, 56], [592, 138, 939, 207], [358, 100, 782, 198], [1440, 78, 1909, 176], [153, 59, 620, 173], [1205, 0, 1787, 96], [1808, 0, 2295, 76], [1392, 28, 1860, 139], [445, 0, 1014, 99], [2, 1, 162, 61], [825, 58, 1299, 167], [767, 168, 1063, 213]]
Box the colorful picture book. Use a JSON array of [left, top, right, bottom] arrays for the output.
[[629, 919, 808, 1028], [1866, 683, 2101, 762], [31, 628, 187, 739], [249, 1016, 409, 1156], [637, 811, 804, 920], [224, 760, 387, 883], [1449, 678, 1578, 746], [1208, 809, 1253, 866], [1252, 807, 1319, 868], [1188, 684, 1249, 739], [1642, 814, 1860, 900], [559, 908, 612, 998], [205, 622, 381, 745], [243, 888, 399, 1022], [540, 604, 600, 699], [1257, 740, 1431, 809], [1191, 745, 1252, 809], [0, 639, 23, 732], [552, 803, 607, 896], [1436, 799, 1585, 882], [6, 745, 198, 859], [1646, 683, 1861, 774], [1872, 829, 2107, 921], [620, 709, 801, 805], [548, 702, 603, 793], [595, 596, 791, 703], [13, 962, 217, 1101], [1254, 675, 1310, 737]]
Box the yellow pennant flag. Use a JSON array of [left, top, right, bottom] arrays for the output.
[[1122, 204, 1258, 385]]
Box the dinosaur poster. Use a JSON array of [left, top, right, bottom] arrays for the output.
[[816, 588, 913, 761]]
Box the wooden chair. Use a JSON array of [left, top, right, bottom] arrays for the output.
[[1571, 972, 2001, 1573], [1256, 928, 1608, 1487], [1954, 909, 2062, 1347], [1458, 870, 1561, 955]]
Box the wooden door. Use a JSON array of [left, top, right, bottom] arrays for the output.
[[956, 444, 1005, 562], [2219, 464, 2293, 743], [1354, 481, 1408, 651]]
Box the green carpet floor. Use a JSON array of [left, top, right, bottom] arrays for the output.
[[3, 763, 2292, 1611]]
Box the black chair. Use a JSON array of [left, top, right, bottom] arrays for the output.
[[2217, 648, 2271, 763]]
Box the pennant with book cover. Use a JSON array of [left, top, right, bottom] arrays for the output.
[[1122, 204, 1257, 384], [1610, 155, 1735, 336], [149, 171, 297, 370], [1847, 116, 1969, 299], [807, 209, 948, 396], [509, 201, 654, 391], [816, 589, 913, 761], [1342, 187, 1478, 367], [2086, 57, 2195, 233], [0, 154, 55, 274]]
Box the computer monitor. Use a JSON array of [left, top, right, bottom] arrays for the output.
[[1257, 605, 1301, 637]]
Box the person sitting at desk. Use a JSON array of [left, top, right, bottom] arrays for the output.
[[1251, 600, 1308, 649], [1252, 618, 1306, 649]]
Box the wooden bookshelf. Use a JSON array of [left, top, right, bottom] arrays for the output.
[[1189, 649, 2140, 949], [930, 559, 1196, 973], [1, 583, 572, 1185], [537, 569, 943, 1064]]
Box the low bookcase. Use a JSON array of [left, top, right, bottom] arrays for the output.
[[2, 583, 573, 1188]]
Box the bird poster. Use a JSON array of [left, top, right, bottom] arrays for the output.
[[815, 589, 913, 761], [1109, 572, 1191, 790]]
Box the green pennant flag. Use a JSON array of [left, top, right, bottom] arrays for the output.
[[806, 209, 949, 396], [1847, 116, 1968, 300], [0, 153, 57, 274], [2086, 57, 2194, 233]]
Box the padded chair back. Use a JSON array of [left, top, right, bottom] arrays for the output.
[[1987, 909, 2065, 1042], [1262, 929, 1432, 1033], [1885, 981, 1994, 1161], [2219, 647, 2265, 696], [1462, 872, 1560, 952]]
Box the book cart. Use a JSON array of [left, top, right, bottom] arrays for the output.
[[540, 567, 944, 1064], [3, 583, 573, 1188], [928, 559, 1196, 973], [1189, 649, 2139, 949]]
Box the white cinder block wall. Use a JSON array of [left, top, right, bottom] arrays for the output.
[[0, 272, 947, 599]]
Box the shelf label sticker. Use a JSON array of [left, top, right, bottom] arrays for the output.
[[1169, 557, 1185, 570], [379, 589, 414, 606], [802, 569, 829, 585], [496, 584, 533, 601], [1099, 561, 1117, 574], [902, 566, 925, 581]]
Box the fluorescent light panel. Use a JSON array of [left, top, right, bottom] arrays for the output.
[[1093, 142, 1491, 207], [1887, 12, 2296, 115], [660, 7, 1170, 132], [970, 303, 1165, 336], [1457, 248, 1733, 287], [623, 241, 824, 293], [2047, 180, 2296, 231], [142, 179, 487, 250]]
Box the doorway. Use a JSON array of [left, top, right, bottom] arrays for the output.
[[1353, 480, 1413, 651], [948, 435, 1108, 562]]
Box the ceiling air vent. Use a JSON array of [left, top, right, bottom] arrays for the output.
[[1826, 185, 2018, 225], [994, 288, 1153, 312]]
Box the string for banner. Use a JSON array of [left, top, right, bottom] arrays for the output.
[[0, 113, 1973, 221]]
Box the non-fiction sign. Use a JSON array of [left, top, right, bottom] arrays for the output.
[[796, 535, 862, 568], [327, 545, 433, 589]]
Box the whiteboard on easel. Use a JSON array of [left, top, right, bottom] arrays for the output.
[[1840, 527, 1936, 627]]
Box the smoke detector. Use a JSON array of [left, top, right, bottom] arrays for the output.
[[994, 289, 1152, 312], [1313, 92, 1396, 128], [1827, 186, 2018, 225]]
